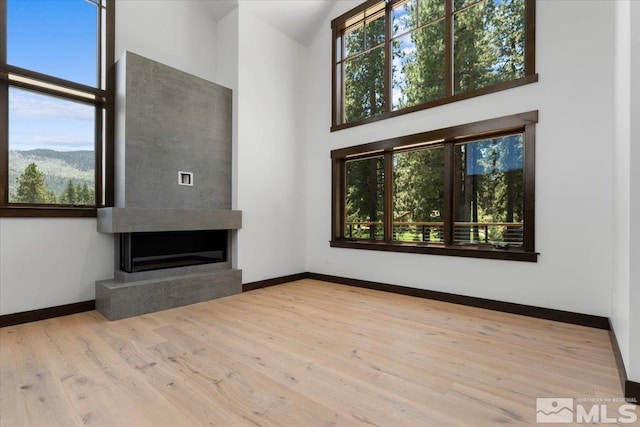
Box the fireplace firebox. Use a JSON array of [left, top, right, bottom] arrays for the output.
[[120, 230, 228, 273]]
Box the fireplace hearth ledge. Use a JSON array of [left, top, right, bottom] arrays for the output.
[[98, 207, 241, 233], [96, 269, 242, 320]]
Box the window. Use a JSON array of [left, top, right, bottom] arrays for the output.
[[0, 0, 115, 217], [332, 0, 536, 130], [331, 111, 538, 261], [345, 155, 385, 240]]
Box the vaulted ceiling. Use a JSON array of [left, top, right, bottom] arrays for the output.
[[204, 0, 337, 46]]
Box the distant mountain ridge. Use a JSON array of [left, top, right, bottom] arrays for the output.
[[14, 149, 94, 171], [9, 149, 94, 197]]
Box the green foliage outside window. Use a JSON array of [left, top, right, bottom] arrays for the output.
[[343, 12, 386, 123], [14, 163, 50, 204], [334, 0, 530, 126], [2, 0, 113, 213], [454, 135, 524, 244], [392, 0, 446, 109], [345, 156, 385, 240], [393, 146, 444, 242], [341, 134, 525, 246], [453, 0, 525, 94]]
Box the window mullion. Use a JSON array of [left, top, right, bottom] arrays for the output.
[[384, 1, 391, 115], [444, 0, 453, 97], [523, 123, 536, 252], [338, 27, 343, 125], [0, 0, 5, 65], [96, 0, 102, 90], [525, 0, 536, 76], [333, 25, 345, 127], [0, 80, 7, 206], [104, 0, 115, 206], [331, 157, 345, 240], [383, 151, 394, 242], [0, 0, 7, 206], [95, 105, 103, 207], [443, 143, 454, 246], [341, 34, 345, 125]]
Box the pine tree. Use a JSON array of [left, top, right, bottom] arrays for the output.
[[47, 190, 58, 204], [345, 157, 384, 239], [75, 183, 83, 203], [343, 13, 386, 123], [81, 182, 91, 205], [393, 146, 444, 222], [340, 0, 526, 242], [14, 163, 49, 203], [63, 179, 76, 205], [393, 0, 446, 109]]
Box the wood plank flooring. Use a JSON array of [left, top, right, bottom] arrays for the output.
[[0, 280, 631, 426]]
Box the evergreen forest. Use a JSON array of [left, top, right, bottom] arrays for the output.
[[8, 150, 95, 205]]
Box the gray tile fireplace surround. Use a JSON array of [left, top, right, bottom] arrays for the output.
[[96, 52, 242, 320]]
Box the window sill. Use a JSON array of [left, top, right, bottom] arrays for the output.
[[0, 206, 97, 218], [330, 239, 538, 262]]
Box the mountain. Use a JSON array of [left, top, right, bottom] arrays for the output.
[[9, 150, 95, 197]]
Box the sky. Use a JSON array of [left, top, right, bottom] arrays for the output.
[[8, 0, 98, 152]]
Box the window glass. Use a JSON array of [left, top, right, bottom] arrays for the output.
[[392, 21, 445, 110], [393, 146, 444, 242], [392, 0, 443, 36], [453, 134, 524, 246], [392, 0, 416, 37], [419, 0, 446, 23], [342, 6, 386, 123], [8, 88, 96, 205], [344, 25, 365, 58], [453, 0, 525, 94], [345, 156, 385, 240], [454, 0, 483, 11], [365, 12, 386, 50], [7, 0, 98, 87], [344, 46, 386, 123]]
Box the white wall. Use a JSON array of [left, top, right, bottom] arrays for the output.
[[304, 1, 616, 316], [216, 8, 240, 269], [0, 219, 112, 314], [610, 0, 640, 385], [612, 0, 632, 381], [628, 0, 640, 384], [234, 5, 307, 282], [115, 0, 219, 82]]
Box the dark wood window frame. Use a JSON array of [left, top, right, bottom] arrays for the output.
[[331, 0, 537, 131], [330, 111, 538, 262], [0, 0, 115, 218]]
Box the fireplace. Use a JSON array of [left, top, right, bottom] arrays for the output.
[[95, 52, 242, 321], [120, 230, 227, 273]]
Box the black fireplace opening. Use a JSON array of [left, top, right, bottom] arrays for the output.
[[120, 230, 227, 273]]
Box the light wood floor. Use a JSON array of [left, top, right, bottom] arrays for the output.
[[0, 280, 629, 426]]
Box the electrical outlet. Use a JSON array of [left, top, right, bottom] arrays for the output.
[[178, 171, 193, 186]]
